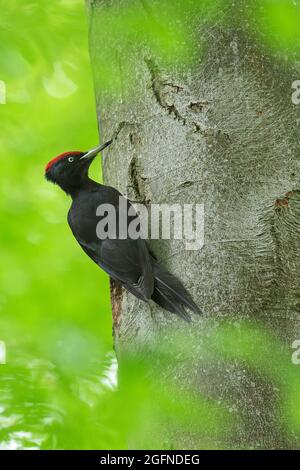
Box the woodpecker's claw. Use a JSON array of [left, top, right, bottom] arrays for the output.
[[81, 139, 113, 160]]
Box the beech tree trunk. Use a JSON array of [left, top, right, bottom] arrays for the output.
[[87, 0, 300, 449]]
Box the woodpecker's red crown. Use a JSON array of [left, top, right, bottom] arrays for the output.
[[45, 151, 83, 173]]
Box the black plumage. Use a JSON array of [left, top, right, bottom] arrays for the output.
[[45, 141, 200, 321]]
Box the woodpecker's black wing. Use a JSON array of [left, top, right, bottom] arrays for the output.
[[68, 184, 154, 300], [68, 182, 201, 320], [78, 236, 154, 301]]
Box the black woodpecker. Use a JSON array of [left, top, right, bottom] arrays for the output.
[[45, 140, 200, 321]]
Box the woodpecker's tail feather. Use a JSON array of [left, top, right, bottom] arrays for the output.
[[151, 261, 201, 321]]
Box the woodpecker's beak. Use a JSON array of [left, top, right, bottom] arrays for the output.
[[80, 139, 113, 161]]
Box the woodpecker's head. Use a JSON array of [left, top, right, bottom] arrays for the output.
[[45, 140, 112, 195]]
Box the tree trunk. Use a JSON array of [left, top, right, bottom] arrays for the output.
[[87, 0, 300, 449]]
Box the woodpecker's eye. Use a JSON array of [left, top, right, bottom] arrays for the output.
[[68, 156, 74, 163]]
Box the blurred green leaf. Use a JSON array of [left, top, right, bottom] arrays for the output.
[[251, 0, 300, 55], [1, 0, 300, 451]]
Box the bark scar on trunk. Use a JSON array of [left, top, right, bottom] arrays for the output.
[[145, 57, 186, 125], [128, 156, 143, 200], [110, 278, 123, 329], [128, 155, 150, 204], [275, 191, 296, 209]]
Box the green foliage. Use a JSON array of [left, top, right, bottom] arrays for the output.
[[251, 0, 300, 55], [0, 0, 112, 449], [1, 0, 300, 451], [1, 318, 300, 449]]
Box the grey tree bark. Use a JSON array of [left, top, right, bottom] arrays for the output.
[[87, 0, 300, 449]]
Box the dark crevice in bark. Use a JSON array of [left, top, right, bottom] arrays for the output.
[[128, 156, 150, 204], [188, 101, 210, 112], [110, 278, 123, 331], [128, 156, 144, 201], [144, 57, 186, 125]]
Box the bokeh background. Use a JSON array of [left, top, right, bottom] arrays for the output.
[[0, 0, 114, 449], [1, 0, 300, 450]]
